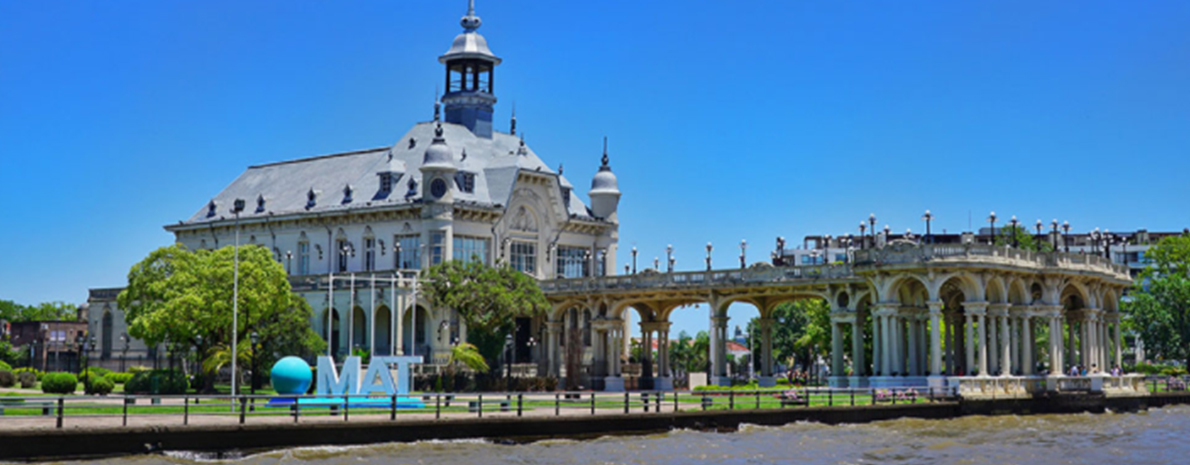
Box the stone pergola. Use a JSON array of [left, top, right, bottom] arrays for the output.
[[540, 241, 1132, 392]]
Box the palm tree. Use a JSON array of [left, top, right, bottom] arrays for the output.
[[201, 342, 252, 393], [447, 342, 489, 374]]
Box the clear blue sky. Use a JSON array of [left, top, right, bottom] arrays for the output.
[[2, 1, 1188, 337]]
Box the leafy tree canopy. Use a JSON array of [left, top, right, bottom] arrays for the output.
[[0, 300, 77, 322], [420, 260, 549, 364], [1125, 234, 1190, 367], [994, 225, 1054, 252], [117, 244, 324, 387]]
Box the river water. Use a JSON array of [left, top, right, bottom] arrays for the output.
[[68, 405, 1190, 465]]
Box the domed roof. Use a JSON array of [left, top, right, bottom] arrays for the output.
[[439, 1, 501, 64], [421, 123, 456, 171], [590, 146, 619, 195]]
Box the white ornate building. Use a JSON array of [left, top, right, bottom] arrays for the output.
[[85, 1, 621, 369]]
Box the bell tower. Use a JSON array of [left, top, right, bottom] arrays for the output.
[[440, 0, 502, 138]]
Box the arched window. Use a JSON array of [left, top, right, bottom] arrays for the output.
[[298, 232, 311, 275], [363, 228, 376, 271], [101, 310, 113, 359]]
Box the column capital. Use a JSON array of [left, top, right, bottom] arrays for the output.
[[756, 317, 777, 329], [926, 301, 945, 313], [874, 302, 899, 316], [546, 321, 563, 332], [640, 320, 671, 332], [711, 316, 730, 327], [964, 301, 989, 315], [988, 303, 1010, 316]]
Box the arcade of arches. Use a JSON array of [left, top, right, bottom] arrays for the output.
[[540, 242, 1133, 392]]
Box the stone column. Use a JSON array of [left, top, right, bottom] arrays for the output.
[[546, 321, 562, 378], [872, 314, 883, 376], [710, 316, 729, 384], [965, 313, 975, 375], [1114, 320, 1123, 369], [928, 302, 943, 376], [907, 314, 919, 376], [1010, 315, 1020, 374], [891, 315, 902, 375], [1070, 318, 1079, 368], [852, 314, 866, 377], [999, 314, 1011, 376], [946, 314, 956, 374], [969, 303, 988, 377], [987, 313, 999, 374], [1050, 316, 1062, 375], [1021, 316, 1033, 375], [829, 321, 842, 378], [759, 318, 775, 378]]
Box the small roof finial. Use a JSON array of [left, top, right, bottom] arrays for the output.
[[461, 0, 482, 31], [510, 103, 517, 135], [558, 163, 564, 175], [601, 136, 609, 167]]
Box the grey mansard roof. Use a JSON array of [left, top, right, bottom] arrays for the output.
[[177, 121, 592, 226]]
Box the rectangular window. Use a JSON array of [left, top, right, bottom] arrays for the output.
[[298, 242, 310, 275], [395, 235, 421, 269], [801, 255, 812, 265], [430, 232, 446, 265], [453, 236, 489, 263], [364, 237, 376, 271], [336, 239, 349, 272], [556, 246, 589, 278], [511, 241, 537, 274], [595, 249, 606, 277]]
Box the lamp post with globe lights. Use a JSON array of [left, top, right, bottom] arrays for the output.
[[987, 211, 997, 246], [922, 210, 934, 244], [739, 240, 747, 269], [705, 242, 713, 271]]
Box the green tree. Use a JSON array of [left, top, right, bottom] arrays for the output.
[[420, 260, 550, 368], [447, 342, 490, 374], [0, 300, 77, 322], [764, 299, 832, 374], [995, 225, 1054, 252], [118, 244, 324, 391], [1125, 234, 1190, 367]]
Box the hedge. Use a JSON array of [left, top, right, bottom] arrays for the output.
[[17, 371, 36, 388], [105, 372, 134, 384], [125, 369, 188, 395], [86, 376, 115, 395], [41, 372, 79, 394]]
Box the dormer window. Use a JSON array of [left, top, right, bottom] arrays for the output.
[[206, 200, 217, 218], [255, 194, 266, 213], [454, 171, 476, 193], [342, 184, 353, 204], [306, 188, 318, 209], [405, 178, 418, 199]]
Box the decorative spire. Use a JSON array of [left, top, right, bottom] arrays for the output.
[[433, 98, 441, 122], [600, 136, 610, 168], [510, 103, 517, 135], [435, 121, 444, 139], [461, 0, 482, 31], [558, 163, 564, 175]]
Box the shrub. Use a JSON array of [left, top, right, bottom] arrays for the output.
[[125, 369, 188, 395], [84, 367, 112, 377], [41, 372, 79, 394], [105, 372, 134, 384], [0, 370, 14, 388], [127, 365, 151, 374], [0, 361, 11, 372], [13, 367, 43, 381], [17, 371, 36, 388], [86, 376, 115, 395]]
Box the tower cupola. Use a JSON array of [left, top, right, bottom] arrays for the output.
[[588, 138, 621, 222], [440, 0, 501, 139]]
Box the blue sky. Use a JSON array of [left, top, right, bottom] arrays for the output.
[[2, 1, 1188, 337]]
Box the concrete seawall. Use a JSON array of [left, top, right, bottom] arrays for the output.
[[2, 394, 1187, 462]]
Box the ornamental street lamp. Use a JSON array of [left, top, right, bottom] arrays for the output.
[[504, 333, 514, 390], [823, 235, 832, 264], [394, 242, 402, 270], [1035, 220, 1043, 248], [987, 211, 997, 246], [75, 334, 86, 392], [739, 239, 747, 269], [705, 242, 713, 271], [624, 264, 630, 275], [231, 197, 245, 398], [868, 213, 877, 247], [1103, 229, 1112, 259], [1062, 221, 1071, 252], [666, 245, 674, 273], [858, 222, 867, 250], [883, 225, 890, 246], [653, 257, 660, 271], [845, 235, 854, 264], [922, 210, 934, 244], [1091, 228, 1101, 254], [776, 236, 786, 265], [1009, 216, 1019, 248], [119, 332, 129, 372], [631, 247, 638, 274], [249, 331, 260, 396]]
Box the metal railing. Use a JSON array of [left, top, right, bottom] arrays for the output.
[[0, 386, 959, 430]]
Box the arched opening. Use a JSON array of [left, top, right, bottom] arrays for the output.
[[324, 309, 341, 355], [375, 306, 392, 355], [352, 307, 368, 353], [101, 310, 113, 360], [401, 306, 430, 356]]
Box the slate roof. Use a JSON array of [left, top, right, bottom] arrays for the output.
[[178, 121, 591, 225]]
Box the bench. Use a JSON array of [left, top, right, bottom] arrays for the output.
[[467, 397, 511, 413], [777, 393, 808, 407], [0, 401, 56, 416]]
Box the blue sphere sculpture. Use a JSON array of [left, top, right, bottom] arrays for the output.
[[270, 356, 313, 395]]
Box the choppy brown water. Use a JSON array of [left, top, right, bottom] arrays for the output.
[[60, 405, 1190, 465]]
